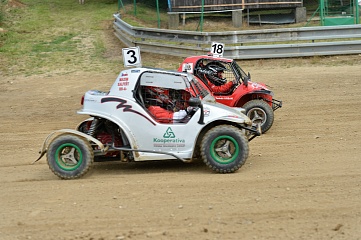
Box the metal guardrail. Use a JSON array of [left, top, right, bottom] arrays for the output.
[[113, 13, 361, 59]]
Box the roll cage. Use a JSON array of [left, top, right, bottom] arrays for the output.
[[132, 70, 209, 123]]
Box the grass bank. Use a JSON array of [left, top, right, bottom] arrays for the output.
[[0, 0, 121, 76]]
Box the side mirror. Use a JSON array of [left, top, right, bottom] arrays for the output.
[[243, 75, 249, 87], [188, 97, 204, 124], [188, 97, 201, 107], [242, 72, 251, 87]]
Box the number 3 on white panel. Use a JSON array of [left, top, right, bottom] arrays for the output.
[[210, 42, 224, 57], [122, 47, 142, 67]]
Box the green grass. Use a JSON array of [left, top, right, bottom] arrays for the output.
[[0, 1, 6, 24], [0, 0, 120, 76], [31, 33, 78, 53]]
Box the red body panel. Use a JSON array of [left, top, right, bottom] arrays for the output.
[[178, 55, 274, 108]]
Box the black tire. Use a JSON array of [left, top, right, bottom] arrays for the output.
[[242, 99, 274, 133], [47, 133, 94, 179], [200, 125, 249, 173]]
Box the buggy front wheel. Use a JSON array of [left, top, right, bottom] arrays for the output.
[[200, 125, 249, 173], [243, 99, 274, 133]]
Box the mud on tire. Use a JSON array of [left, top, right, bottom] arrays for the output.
[[200, 125, 249, 173], [47, 133, 94, 179]]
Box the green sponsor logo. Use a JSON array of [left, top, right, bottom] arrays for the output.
[[153, 127, 185, 146], [163, 127, 175, 138]]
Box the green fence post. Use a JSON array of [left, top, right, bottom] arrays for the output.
[[200, 0, 204, 32], [156, 0, 160, 28], [118, 0, 125, 13]]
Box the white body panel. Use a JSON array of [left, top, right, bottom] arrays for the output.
[[77, 68, 252, 161]]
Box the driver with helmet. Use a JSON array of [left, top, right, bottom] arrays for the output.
[[145, 86, 193, 123], [197, 64, 237, 94]]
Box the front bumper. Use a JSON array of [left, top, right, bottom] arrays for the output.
[[272, 98, 282, 111]]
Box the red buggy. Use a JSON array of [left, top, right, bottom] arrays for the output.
[[178, 55, 282, 133]]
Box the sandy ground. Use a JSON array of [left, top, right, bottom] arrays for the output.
[[1, 28, 361, 239]]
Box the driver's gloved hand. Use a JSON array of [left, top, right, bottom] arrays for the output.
[[173, 110, 187, 120], [232, 79, 238, 85]]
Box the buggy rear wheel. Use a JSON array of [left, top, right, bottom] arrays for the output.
[[47, 133, 94, 179], [200, 125, 249, 173], [243, 99, 274, 133]]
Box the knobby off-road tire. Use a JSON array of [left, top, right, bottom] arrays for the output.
[[200, 125, 249, 173], [47, 133, 94, 179], [243, 99, 274, 133]]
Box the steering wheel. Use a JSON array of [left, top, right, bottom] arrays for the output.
[[230, 81, 238, 93]]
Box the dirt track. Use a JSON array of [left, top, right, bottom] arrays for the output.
[[1, 43, 361, 239]]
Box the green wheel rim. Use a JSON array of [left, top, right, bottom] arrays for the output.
[[55, 143, 83, 171], [210, 135, 239, 164]]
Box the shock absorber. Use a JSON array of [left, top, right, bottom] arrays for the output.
[[87, 118, 99, 137]]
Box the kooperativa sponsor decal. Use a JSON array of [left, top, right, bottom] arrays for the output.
[[153, 127, 185, 148]]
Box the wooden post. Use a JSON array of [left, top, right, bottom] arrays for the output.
[[168, 12, 179, 29], [232, 9, 243, 28]]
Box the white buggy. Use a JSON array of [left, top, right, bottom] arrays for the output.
[[35, 68, 260, 179]]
